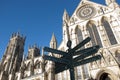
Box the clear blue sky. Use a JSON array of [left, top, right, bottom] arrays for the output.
[[0, 0, 120, 58]]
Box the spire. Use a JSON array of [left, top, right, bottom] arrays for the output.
[[62, 10, 70, 41], [50, 33, 57, 43], [50, 33, 57, 49], [63, 9, 70, 22]]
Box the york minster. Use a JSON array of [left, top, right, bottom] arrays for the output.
[[0, 0, 120, 80]]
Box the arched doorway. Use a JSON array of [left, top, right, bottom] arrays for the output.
[[100, 73, 112, 80], [95, 69, 118, 80]]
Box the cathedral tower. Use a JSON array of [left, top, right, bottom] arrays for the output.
[[27, 45, 40, 59], [0, 32, 25, 80]]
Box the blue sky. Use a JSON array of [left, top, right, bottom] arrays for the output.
[[0, 0, 120, 58]]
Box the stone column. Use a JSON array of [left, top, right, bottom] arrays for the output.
[[74, 67, 78, 80], [9, 74, 14, 80], [80, 66, 85, 80], [0, 71, 8, 80], [48, 61, 55, 80], [42, 72, 47, 80]]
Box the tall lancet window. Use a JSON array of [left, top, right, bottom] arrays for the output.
[[87, 22, 102, 47], [75, 25, 84, 49], [102, 17, 117, 45], [75, 26, 83, 43]]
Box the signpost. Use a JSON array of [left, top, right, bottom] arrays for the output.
[[43, 37, 101, 80]]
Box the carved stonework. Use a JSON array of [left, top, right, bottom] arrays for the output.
[[115, 49, 120, 62], [76, 4, 96, 20]]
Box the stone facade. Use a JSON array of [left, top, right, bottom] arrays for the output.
[[0, 33, 56, 80], [56, 0, 120, 80], [0, 0, 120, 80]]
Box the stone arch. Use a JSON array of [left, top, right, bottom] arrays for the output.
[[34, 60, 40, 69], [75, 25, 83, 44], [86, 20, 102, 47], [26, 62, 31, 71], [101, 16, 117, 45], [95, 69, 118, 80], [110, 15, 120, 42], [20, 62, 26, 73], [101, 16, 109, 22]]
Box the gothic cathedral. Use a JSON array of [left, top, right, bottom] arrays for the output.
[[0, 0, 120, 80]]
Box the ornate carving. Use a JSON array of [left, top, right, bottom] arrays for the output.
[[76, 4, 96, 20]]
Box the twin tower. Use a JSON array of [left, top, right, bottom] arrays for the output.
[[0, 32, 57, 80]]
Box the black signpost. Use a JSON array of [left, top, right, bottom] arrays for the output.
[[43, 37, 101, 80]]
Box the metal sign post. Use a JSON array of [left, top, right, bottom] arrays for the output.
[[43, 37, 101, 80]]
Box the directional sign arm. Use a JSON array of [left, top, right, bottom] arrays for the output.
[[55, 62, 65, 68], [70, 37, 91, 52], [44, 47, 67, 56], [73, 55, 101, 67], [43, 55, 70, 64], [55, 55, 101, 74], [73, 45, 99, 56], [73, 47, 99, 62], [55, 64, 69, 74]]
